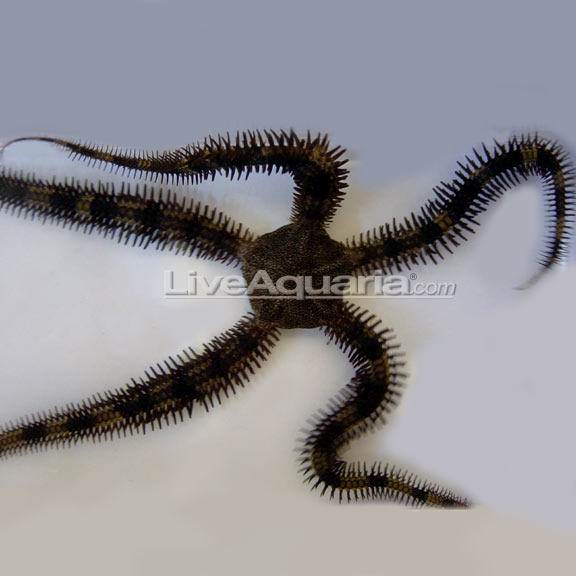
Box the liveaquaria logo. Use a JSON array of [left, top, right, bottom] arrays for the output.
[[164, 271, 457, 299]]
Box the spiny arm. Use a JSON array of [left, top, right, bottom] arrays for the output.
[[0, 315, 280, 458], [346, 135, 575, 287], [2, 130, 350, 226], [300, 302, 471, 507], [0, 169, 252, 264]]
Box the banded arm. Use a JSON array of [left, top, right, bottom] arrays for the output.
[[0, 169, 251, 264], [301, 302, 470, 507], [0, 315, 280, 458], [2, 130, 350, 226], [347, 135, 575, 286]]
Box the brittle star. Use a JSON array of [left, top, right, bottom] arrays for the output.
[[0, 130, 573, 507]]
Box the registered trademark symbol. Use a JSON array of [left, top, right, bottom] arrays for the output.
[[410, 273, 417, 280]]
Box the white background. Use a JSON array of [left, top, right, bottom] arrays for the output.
[[0, 1, 575, 574]]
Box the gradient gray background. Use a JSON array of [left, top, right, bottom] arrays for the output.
[[0, 1, 575, 574]]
